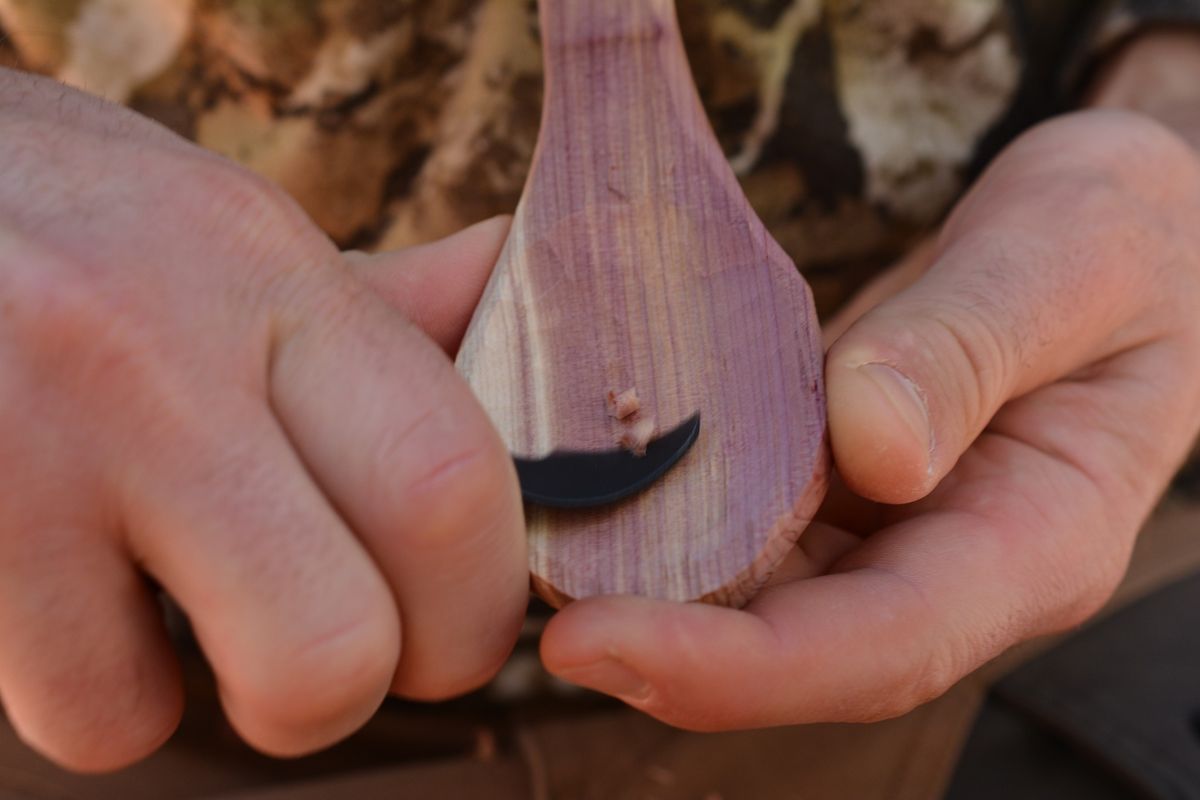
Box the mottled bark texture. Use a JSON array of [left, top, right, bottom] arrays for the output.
[[0, 0, 1025, 314]]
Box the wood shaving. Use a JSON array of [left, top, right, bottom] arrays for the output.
[[606, 387, 640, 419], [619, 416, 656, 456]]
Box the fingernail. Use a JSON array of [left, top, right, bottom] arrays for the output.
[[557, 659, 651, 701], [857, 363, 934, 465]]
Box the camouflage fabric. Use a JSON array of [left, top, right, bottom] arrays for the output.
[[4, 0, 1186, 315]]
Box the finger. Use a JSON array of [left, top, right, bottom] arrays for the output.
[[345, 216, 511, 354], [540, 444, 1090, 730], [0, 523, 182, 773], [543, 340, 1200, 730], [764, 522, 863, 584], [269, 266, 527, 701], [1087, 30, 1200, 150], [821, 238, 936, 347], [826, 115, 1188, 503], [542, 571, 931, 730], [122, 398, 400, 758], [0, 365, 181, 772]]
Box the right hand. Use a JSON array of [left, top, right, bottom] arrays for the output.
[[0, 69, 527, 771]]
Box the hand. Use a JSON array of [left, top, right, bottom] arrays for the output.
[[540, 109, 1200, 728], [1087, 28, 1200, 150], [0, 69, 527, 770]]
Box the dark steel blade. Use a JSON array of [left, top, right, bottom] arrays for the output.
[[514, 413, 701, 509]]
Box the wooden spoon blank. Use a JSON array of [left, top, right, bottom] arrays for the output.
[[456, 0, 828, 608]]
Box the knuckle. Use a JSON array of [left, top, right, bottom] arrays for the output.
[[1048, 552, 1126, 632], [387, 406, 515, 553], [393, 592, 527, 703], [869, 289, 1013, 438], [0, 238, 197, 416], [291, 625, 397, 708], [926, 299, 1012, 425], [960, 112, 1197, 282], [854, 695, 920, 723], [8, 288, 91, 365], [1, 251, 156, 390], [179, 157, 290, 224], [12, 666, 181, 774], [1083, 111, 1198, 190], [23, 710, 178, 775], [1024, 110, 1197, 196], [407, 434, 503, 514], [229, 612, 397, 738], [168, 157, 329, 274], [1056, 586, 1113, 631], [856, 649, 960, 723], [398, 645, 513, 702]]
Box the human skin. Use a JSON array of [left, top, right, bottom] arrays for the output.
[[0, 68, 528, 770], [3, 31, 1200, 770], [540, 33, 1200, 728]]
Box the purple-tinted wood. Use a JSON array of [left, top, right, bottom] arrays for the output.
[[456, 0, 828, 607]]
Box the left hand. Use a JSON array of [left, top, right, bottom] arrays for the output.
[[539, 108, 1200, 729]]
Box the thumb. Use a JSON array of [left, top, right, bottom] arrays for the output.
[[824, 114, 1188, 505], [345, 215, 511, 354], [826, 203, 1149, 505]]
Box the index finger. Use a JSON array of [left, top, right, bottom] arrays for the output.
[[269, 263, 528, 701], [540, 357, 1182, 729]]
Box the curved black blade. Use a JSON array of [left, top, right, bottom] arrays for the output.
[[514, 414, 701, 509]]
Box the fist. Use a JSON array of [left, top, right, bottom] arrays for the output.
[[0, 70, 527, 770]]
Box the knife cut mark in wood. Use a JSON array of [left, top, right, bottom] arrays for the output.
[[456, 0, 829, 608]]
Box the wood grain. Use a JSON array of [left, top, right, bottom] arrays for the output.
[[456, 0, 828, 607]]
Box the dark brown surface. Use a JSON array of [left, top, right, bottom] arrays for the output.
[[949, 569, 1200, 800]]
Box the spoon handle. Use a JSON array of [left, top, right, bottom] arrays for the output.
[[533, 0, 741, 228]]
